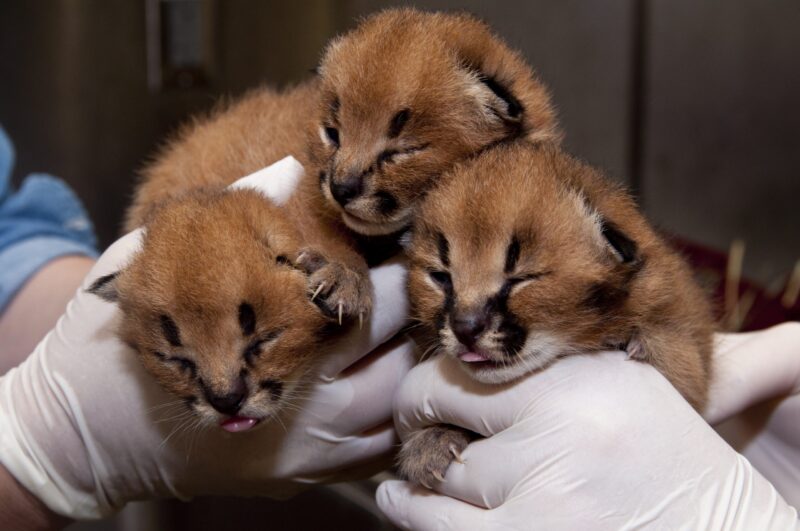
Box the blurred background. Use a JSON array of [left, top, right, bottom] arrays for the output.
[[1, 1, 798, 529]]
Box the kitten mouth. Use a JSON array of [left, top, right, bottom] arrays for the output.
[[456, 349, 504, 369], [341, 211, 409, 236], [219, 415, 261, 433]]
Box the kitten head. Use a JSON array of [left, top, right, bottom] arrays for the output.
[[90, 190, 332, 431], [311, 8, 560, 236], [406, 143, 644, 384]]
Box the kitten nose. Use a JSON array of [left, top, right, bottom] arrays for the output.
[[204, 374, 248, 416], [330, 174, 363, 206], [452, 311, 488, 348]]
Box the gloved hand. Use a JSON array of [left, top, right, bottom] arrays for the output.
[[0, 157, 414, 519], [377, 328, 800, 530], [706, 323, 800, 510]]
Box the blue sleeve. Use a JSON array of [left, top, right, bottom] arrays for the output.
[[0, 126, 99, 314]]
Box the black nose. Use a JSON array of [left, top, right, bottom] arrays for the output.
[[330, 175, 363, 206], [452, 311, 488, 348], [204, 374, 248, 416]]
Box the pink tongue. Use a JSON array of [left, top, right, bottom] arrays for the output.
[[458, 351, 490, 363], [220, 416, 258, 433]]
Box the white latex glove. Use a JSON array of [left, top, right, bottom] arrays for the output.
[[378, 340, 800, 530], [0, 157, 414, 519], [706, 323, 800, 510]]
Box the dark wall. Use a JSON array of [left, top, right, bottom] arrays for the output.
[[1, 0, 798, 283]]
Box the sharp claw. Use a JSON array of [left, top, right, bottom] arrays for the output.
[[449, 445, 464, 464], [421, 480, 432, 490], [432, 470, 446, 482], [311, 282, 325, 301], [297, 252, 307, 263], [338, 301, 343, 325], [358, 311, 364, 330]]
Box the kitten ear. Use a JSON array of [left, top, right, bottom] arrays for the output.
[[460, 66, 523, 129], [87, 272, 121, 303], [570, 191, 638, 264], [599, 220, 638, 264], [398, 228, 414, 251]]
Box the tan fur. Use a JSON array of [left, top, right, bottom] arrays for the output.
[[312, 8, 559, 235], [399, 143, 714, 486], [108, 8, 560, 423], [101, 190, 335, 425], [127, 8, 558, 236], [407, 142, 714, 410]]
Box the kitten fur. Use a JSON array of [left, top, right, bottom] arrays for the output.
[[399, 142, 714, 486], [91, 190, 339, 427], [104, 8, 559, 425]]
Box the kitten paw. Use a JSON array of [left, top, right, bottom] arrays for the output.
[[397, 425, 472, 489], [295, 248, 372, 325]]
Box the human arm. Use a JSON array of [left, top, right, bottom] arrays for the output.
[[0, 463, 69, 531], [0, 255, 94, 375]]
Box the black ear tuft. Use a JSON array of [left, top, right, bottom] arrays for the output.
[[600, 221, 638, 264], [87, 272, 120, 302], [477, 73, 523, 119]]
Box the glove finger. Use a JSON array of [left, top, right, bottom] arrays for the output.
[[394, 352, 683, 442], [432, 429, 538, 509], [318, 259, 408, 379], [376, 480, 488, 531], [298, 421, 398, 480], [705, 323, 800, 424], [393, 353, 601, 439], [322, 335, 416, 435]]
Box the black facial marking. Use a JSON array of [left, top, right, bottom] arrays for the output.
[[378, 143, 429, 167], [238, 302, 256, 336], [87, 272, 119, 302], [329, 96, 340, 116], [505, 236, 521, 274], [318, 170, 328, 186], [378, 149, 398, 165], [243, 341, 261, 366], [484, 285, 528, 357], [583, 281, 630, 312], [324, 126, 340, 147], [478, 74, 522, 119], [159, 315, 182, 347], [429, 270, 452, 290], [242, 329, 283, 366], [260, 379, 283, 401], [601, 221, 638, 264], [388, 108, 411, 138], [498, 315, 527, 357], [375, 190, 399, 216], [170, 357, 197, 378], [430, 269, 455, 336], [275, 255, 290, 266], [436, 233, 450, 268]]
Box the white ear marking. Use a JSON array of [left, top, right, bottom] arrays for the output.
[[398, 229, 414, 250], [567, 190, 605, 252]]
